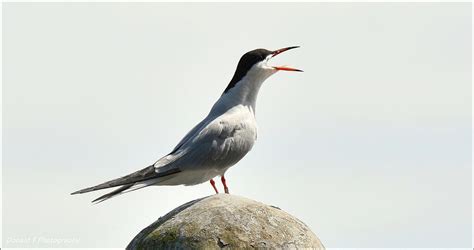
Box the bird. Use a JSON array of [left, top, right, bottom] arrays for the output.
[[71, 46, 302, 203]]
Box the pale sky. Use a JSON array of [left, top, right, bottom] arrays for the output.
[[2, 3, 472, 248]]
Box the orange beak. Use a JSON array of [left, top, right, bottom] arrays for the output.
[[273, 66, 303, 72], [271, 46, 303, 72]]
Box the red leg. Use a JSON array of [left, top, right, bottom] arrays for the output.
[[221, 175, 229, 194], [210, 179, 219, 194]]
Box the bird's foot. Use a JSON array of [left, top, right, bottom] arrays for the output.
[[210, 179, 219, 194], [221, 176, 229, 194]]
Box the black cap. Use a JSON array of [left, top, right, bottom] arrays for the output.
[[223, 49, 272, 93]]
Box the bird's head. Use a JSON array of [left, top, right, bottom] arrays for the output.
[[223, 46, 302, 93]]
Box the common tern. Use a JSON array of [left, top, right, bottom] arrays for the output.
[[71, 46, 302, 202]]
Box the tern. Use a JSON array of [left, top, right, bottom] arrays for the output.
[[72, 46, 302, 203]]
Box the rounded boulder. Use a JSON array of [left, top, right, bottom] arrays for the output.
[[127, 194, 324, 249]]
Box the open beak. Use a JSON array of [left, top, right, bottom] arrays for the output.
[[271, 46, 303, 72]]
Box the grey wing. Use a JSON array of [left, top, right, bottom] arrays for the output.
[[149, 117, 211, 174], [158, 118, 255, 174], [71, 116, 255, 201], [153, 119, 219, 172], [168, 117, 211, 155]]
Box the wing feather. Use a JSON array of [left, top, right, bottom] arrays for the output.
[[71, 165, 180, 195]]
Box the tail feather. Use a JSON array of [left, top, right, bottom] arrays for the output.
[[91, 179, 163, 203], [71, 165, 181, 195], [92, 184, 134, 204], [71, 165, 156, 195]]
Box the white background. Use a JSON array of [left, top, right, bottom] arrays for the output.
[[3, 3, 472, 248]]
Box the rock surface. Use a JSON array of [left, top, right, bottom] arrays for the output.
[[127, 194, 324, 249]]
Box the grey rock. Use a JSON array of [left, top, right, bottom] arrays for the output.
[[127, 194, 324, 249]]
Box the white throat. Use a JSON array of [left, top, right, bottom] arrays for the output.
[[210, 63, 276, 116]]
